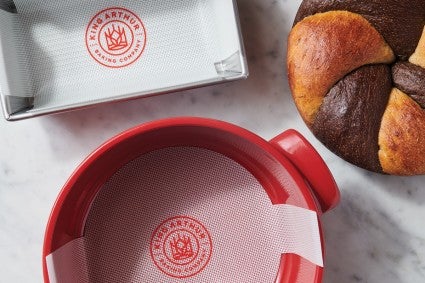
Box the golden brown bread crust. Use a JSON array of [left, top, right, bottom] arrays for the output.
[[287, 11, 395, 126], [410, 27, 425, 68], [378, 89, 425, 175]]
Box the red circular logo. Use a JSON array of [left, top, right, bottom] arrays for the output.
[[150, 216, 213, 278], [85, 7, 147, 68]]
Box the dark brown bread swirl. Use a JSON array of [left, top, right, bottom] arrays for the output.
[[392, 62, 425, 108], [312, 65, 392, 173], [288, 0, 425, 175]]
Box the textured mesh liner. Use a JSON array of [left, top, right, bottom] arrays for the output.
[[73, 147, 322, 283]]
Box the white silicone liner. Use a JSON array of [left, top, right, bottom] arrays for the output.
[[0, 0, 247, 120], [46, 147, 322, 283]]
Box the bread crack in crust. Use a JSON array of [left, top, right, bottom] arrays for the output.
[[288, 1, 425, 175]]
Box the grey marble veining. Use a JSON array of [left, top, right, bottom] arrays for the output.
[[1, 0, 425, 282]]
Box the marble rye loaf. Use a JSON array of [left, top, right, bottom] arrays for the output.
[[287, 0, 425, 175]]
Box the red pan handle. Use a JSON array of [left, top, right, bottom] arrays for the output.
[[270, 130, 340, 214]]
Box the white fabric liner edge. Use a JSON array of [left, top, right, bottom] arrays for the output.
[[46, 204, 323, 283]]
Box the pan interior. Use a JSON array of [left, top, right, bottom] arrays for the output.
[[1, 0, 244, 118], [83, 146, 289, 282]]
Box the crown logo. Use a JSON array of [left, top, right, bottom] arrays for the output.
[[104, 24, 128, 51], [170, 234, 194, 261]]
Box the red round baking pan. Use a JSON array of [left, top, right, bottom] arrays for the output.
[[43, 117, 339, 283]]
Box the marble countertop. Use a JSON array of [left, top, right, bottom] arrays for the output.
[[1, 0, 425, 282]]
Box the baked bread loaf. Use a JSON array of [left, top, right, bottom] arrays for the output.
[[288, 0, 425, 175]]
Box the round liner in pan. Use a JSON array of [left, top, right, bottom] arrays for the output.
[[43, 117, 339, 283]]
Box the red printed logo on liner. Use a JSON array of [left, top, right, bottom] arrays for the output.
[[85, 7, 147, 68], [150, 216, 213, 279]]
